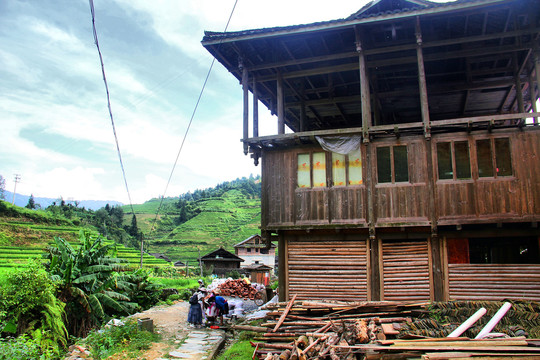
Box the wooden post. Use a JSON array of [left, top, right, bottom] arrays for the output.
[[278, 232, 287, 302], [430, 235, 445, 301], [277, 71, 285, 134], [513, 53, 524, 114], [241, 60, 249, 154], [198, 247, 203, 277], [370, 236, 381, 301], [355, 26, 372, 142], [416, 17, 431, 138], [425, 139, 440, 299], [253, 77, 259, 137], [186, 260, 189, 277], [533, 49, 540, 125], [300, 81, 306, 132], [530, 71, 538, 124]]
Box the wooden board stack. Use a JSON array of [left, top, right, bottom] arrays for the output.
[[238, 296, 540, 360]]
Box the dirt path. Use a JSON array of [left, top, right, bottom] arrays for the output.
[[128, 301, 193, 359]]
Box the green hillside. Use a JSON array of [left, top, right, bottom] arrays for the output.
[[0, 201, 170, 271], [0, 176, 262, 270], [145, 189, 261, 264]]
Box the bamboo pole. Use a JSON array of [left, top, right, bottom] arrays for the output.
[[273, 294, 297, 333]]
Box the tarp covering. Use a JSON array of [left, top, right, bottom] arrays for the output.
[[315, 135, 362, 154]]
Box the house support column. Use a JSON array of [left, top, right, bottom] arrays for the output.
[[278, 232, 288, 301], [355, 26, 372, 142], [277, 71, 285, 134], [241, 59, 249, 154], [533, 48, 540, 125], [430, 235, 445, 301], [253, 77, 259, 137], [415, 17, 431, 138], [513, 53, 525, 115], [368, 236, 381, 301]]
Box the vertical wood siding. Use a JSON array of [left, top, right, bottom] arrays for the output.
[[262, 130, 539, 228], [287, 237, 368, 301], [448, 264, 540, 301], [382, 240, 431, 301]]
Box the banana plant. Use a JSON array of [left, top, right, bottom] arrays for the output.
[[45, 230, 131, 337]]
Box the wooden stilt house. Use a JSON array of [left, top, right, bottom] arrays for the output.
[[202, 0, 540, 302]]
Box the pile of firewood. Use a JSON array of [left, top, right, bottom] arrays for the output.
[[238, 295, 540, 360], [216, 279, 260, 299]]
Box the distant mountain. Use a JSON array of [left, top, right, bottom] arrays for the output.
[[2, 191, 123, 211]]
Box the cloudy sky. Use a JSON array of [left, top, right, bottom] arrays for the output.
[[1, 0, 381, 204], [1, 1, 461, 205]]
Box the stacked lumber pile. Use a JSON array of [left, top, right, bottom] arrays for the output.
[[245, 296, 540, 360], [216, 279, 260, 299]]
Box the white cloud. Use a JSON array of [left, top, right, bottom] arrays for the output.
[[17, 167, 108, 201]]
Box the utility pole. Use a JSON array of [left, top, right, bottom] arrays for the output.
[[11, 174, 20, 205]]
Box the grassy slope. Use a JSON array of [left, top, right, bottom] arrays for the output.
[[0, 201, 170, 270], [145, 190, 261, 264]]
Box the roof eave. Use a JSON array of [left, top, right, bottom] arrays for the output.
[[201, 0, 512, 46]]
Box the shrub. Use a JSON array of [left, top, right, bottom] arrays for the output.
[[83, 319, 157, 360], [0, 335, 47, 360], [0, 261, 67, 357]]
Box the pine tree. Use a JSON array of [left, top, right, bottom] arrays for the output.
[[25, 194, 36, 209], [129, 214, 139, 237]]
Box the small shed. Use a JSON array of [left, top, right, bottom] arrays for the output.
[[243, 263, 273, 286], [199, 247, 244, 276]]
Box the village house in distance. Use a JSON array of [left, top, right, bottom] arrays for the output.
[[234, 234, 276, 269], [202, 0, 540, 302]]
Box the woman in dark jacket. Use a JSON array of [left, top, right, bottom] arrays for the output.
[[187, 291, 203, 327]]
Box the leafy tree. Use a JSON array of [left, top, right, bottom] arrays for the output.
[[128, 214, 137, 236], [0, 261, 68, 356], [45, 231, 133, 337], [0, 175, 5, 200], [25, 194, 36, 209]]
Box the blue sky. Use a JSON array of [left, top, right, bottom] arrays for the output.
[[1, 0, 454, 204]]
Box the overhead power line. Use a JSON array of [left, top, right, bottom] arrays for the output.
[[88, 0, 135, 216], [148, 0, 239, 235]]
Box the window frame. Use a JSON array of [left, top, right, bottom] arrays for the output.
[[475, 137, 513, 179], [376, 144, 410, 184], [297, 151, 327, 189], [330, 150, 363, 187], [436, 140, 472, 181]]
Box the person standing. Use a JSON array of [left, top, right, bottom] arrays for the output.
[[187, 291, 203, 328]]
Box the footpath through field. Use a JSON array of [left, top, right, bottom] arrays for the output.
[[129, 301, 226, 360]]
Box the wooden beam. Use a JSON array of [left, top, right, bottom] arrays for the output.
[[534, 48, 540, 125], [514, 53, 525, 113], [277, 71, 285, 134], [278, 233, 287, 302], [245, 28, 540, 73], [253, 77, 259, 137], [355, 26, 371, 141], [256, 44, 534, 83], [242, 60, 249, 154], [272, 294, 297, 332], [415, 17, 431, 138]]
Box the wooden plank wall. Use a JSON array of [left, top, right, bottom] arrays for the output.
[[262, 129, 540, 228], [381, 240, 431, 301], [436, 130, 540, 223], [287, 237, 368, 301], [448, 264, 540, 301], [329, 187, 368, 224]]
